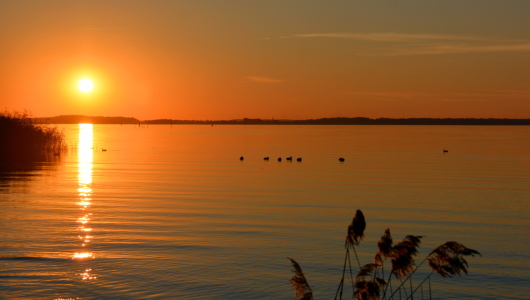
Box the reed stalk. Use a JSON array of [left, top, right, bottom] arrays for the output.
[[287, 210, 480, 300]]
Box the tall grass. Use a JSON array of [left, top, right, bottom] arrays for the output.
[[0, 110, 67, 166], [288, 210, 480, 300]]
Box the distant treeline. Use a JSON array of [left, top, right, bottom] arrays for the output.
[[34, 115, 530, 125], [146, 117, 530, 125], [34, 115, 141, 124]]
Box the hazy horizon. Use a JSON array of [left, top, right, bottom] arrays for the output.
[[32, 113, 530, 122], [1, 1, 529, 119]]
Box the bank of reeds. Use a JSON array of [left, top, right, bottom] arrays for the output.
[[0, 110, 67, 166], [288, 209, 480, 300]]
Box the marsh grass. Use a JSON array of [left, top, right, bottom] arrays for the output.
[[0, 110, 67, 167], [288, 257, 313, 300], [288, 210, 480, 300]]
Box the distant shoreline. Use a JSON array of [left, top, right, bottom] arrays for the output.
[[32, 115, 530, 126]]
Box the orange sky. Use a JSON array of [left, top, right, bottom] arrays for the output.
[[1, 1, 529, 120]]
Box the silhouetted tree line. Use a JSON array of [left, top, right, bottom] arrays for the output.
[[34, 115, 530, 125], [145, 117, 530, 125], [33, 115, 141, 124]]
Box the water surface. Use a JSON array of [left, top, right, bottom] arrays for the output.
[[1, 125, 529, 299]]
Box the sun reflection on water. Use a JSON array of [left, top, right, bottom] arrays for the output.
[[74, 124, 96, 280]]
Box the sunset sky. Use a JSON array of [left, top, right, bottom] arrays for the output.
[[1, 0, 529, 120]]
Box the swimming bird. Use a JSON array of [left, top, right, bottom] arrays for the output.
[[264, 157, 269, 161], [278, 157, 282, 162], [339, 157, 345, 162], [296, 157, 302, 162], [286, 156, 293, 161], [240, 156, 244, 161], [102, 148, 107, 152], [443, 149, 448, 153]]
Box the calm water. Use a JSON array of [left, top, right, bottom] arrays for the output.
[[1, 125, 529, 299]]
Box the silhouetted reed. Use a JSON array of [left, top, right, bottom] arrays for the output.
[[427, 241, 481, 278], [354, 263, 386, 300], [0, 110, 67, 166], [334, 209, 366, 299], [288, 210, 480, 300], [288, 257, 313, 300]]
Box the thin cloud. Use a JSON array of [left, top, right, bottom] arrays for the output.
[[343, 90, 530, 101], [285, 32, 481, 42], [245, 76, 285, 83], [279, 32, 530, 56], [381, 43, 530, 56], [342, 91, 421, 101]]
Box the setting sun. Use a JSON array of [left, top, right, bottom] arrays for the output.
[[78, 79, 94, 93]]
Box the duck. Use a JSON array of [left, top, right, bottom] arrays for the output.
[[278, 157, 282, 162], [263, 157, 269, 161], [240, 156, 244, 161], [339, 157, 345, 162], [443, 149, 448, 153], [296, 157, 302, 162], [102, 148, 107, 152], [286, 156, 293, 161]]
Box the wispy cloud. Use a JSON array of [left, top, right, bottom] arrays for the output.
[[343, 90, 530, 101], [244, 76, 284, 83], [278, 32, 530, 56], [380, 43, 530, 56], [341, 91, 422, 101], [283, 32, 481, 42]]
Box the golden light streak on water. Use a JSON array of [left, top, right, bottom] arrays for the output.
[[79, 269, 97, 280], [73, 124, 96, 279], [73, 253, 93, 258]]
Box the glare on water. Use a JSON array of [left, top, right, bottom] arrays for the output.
[[74, 124, 95, 280]]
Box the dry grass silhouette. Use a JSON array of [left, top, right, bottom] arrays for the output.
[[288, 209, 480, 300], [428, 241, 481, 278], [288, 257, 313, 300], [354, 263, 386, 300], [334, 209, 367, 299], [346, 209, 366, 248], [390, 235, 423, 279], [377, 229, 393, 260], [0, 110, 67, 166]]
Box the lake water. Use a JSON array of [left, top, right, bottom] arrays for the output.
[[1, 124, 529, 300]]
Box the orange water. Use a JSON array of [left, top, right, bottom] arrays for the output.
[[1, 124, 528, 299]]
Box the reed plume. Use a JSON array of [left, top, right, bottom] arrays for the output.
[[390, 235, 423, 279], [288, 210, 480, 300], [346, 209, 366, 248], [427, 241, 481, 278], [377, 228, 393, 260], [354, 263, 386, 300], [336, 209, 367, 299], [288, 257, 313, 300]]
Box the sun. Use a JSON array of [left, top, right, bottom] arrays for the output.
[[78, 79, 94, 93]]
